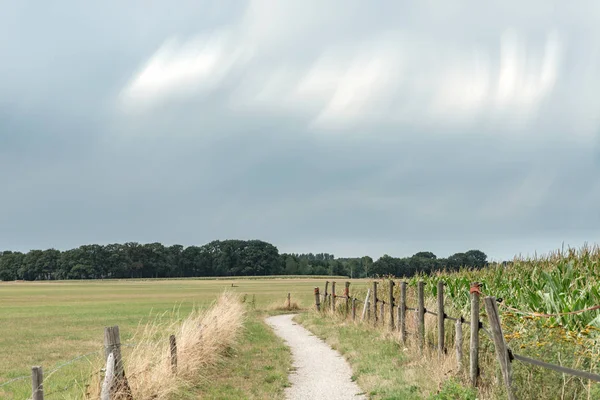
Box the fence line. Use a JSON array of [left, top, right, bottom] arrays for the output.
[[312, 279, 600, 399]]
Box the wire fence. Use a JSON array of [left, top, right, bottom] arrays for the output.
[[312, 279, 600, 399]]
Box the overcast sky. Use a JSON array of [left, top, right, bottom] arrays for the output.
[[1, 1, 599, 261]]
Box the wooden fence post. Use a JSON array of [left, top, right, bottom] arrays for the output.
[[361, 289, 371, 321], [170, 335, 177, 374], [286, 293, 291, 309], [352, 298, 357, 321], [324, 281, 329, 309], [331, 281, 336, 313], [418, 281, 425, 351], [32, 366, 43, 400], [104, 325, 133, 399], [399, 281, 407, 342], [345, 281, 351, 317], [373, 281, 378, 325], [101, 353, 115, 400], [470, 282, 481, 387], [367, 299, 371, 321], [389, 280, 395, 331], [314, 287, 321, 311], [484, 297, 516, 400], [456, 316, 464, 370], [437, 280, 445, 357]]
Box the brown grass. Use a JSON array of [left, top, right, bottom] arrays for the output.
[[86, 291, 245, 399]]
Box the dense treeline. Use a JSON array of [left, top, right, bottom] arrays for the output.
[[0, 240, 489, 281]]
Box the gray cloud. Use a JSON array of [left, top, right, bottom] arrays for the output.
[[1, 1, 600, 260]]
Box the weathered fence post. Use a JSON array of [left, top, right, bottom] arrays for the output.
[[170, 335, 177, 374], [32, 366, 43, 400], [352, 298, 357, 321], [389, 280, 395, 331], [345, 281, 351, 317], [437, 280, 445, 357], [456, 316, 464, 370], [470, 282, 481, 387], [101, 353, 115, 400], [314, 287, 321, 311], [331, 281, 336, 313], [367, 299, 371, 321], [373, 281, 378, 325], [104, 325, 133, 399], [399, 281, 407, 342], [361, 288, 371, 321], [324, 281, 329, 309], [286, 293, 291, 309], [484, 297, 516, 400], [418, 281, 425, 351]]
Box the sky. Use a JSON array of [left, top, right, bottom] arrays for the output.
[[1, 1, 599, 262]]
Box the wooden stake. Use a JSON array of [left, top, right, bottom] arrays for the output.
[[361, 289, 371, 321], [314, 287, 321, 311], [373, 281, 378, 325], [286, 293, 291, 309], [345, 281, 351, 317], [470, 282, 480, 387], [437, 280, 445, 357], [32, 366, 43, 400], [352, 298, 357, 321], [170, 335, 177, 374], [484, 297, 516, 400], [389, 280, 395, 331], [456, 316, 463, 370], [418, 281, 425, 351], [399, 281, 407, 342], [104, 326, 133, 399], [331, 281, 336, 312]]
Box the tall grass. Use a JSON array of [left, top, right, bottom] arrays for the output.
[[87, 291, 245, 399]]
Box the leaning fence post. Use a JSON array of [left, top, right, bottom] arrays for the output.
[[352, 298, 357, 321], [331, 281, 336, 313], [484, 297, 516, 400], [170, 335, 178, 374], [32, 366, 43, 400], [389, 280, 395, 331], [456, 316, 464, 370], [418, 281, 425, 351], [372, 281, 378, 325], [470, 282, 481, 387], [314, 287, 321, 311], [437, 280, 445, 357], [399, 281, 407, 342], [101, 353, 115, 400], [104, 325, 133, 399]]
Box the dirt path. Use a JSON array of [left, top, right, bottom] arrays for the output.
[[265, 314, 367, 400]]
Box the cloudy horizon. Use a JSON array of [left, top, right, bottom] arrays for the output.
[[1, 1, 599, 262]]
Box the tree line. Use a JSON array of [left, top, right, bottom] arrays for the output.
[[0, 239, 489, 281]]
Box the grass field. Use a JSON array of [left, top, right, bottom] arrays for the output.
[[0, 277, 355, 399]]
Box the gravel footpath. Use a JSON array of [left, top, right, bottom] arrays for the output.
[[265, 314, 367, 400]]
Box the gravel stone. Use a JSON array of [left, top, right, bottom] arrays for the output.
[[265, 314, 367, 400]]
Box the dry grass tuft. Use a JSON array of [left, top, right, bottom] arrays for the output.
[[87, 291, 245, 400]]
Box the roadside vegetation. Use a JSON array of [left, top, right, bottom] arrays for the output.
[[301, 245, 600, 399]]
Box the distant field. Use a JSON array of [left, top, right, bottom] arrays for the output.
[[0, 276, 360, 398]]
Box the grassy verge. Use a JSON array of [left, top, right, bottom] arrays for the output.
[[295, 312, 421, 399], [190, 311, 292, 399], [295, 311, 478, 400]]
